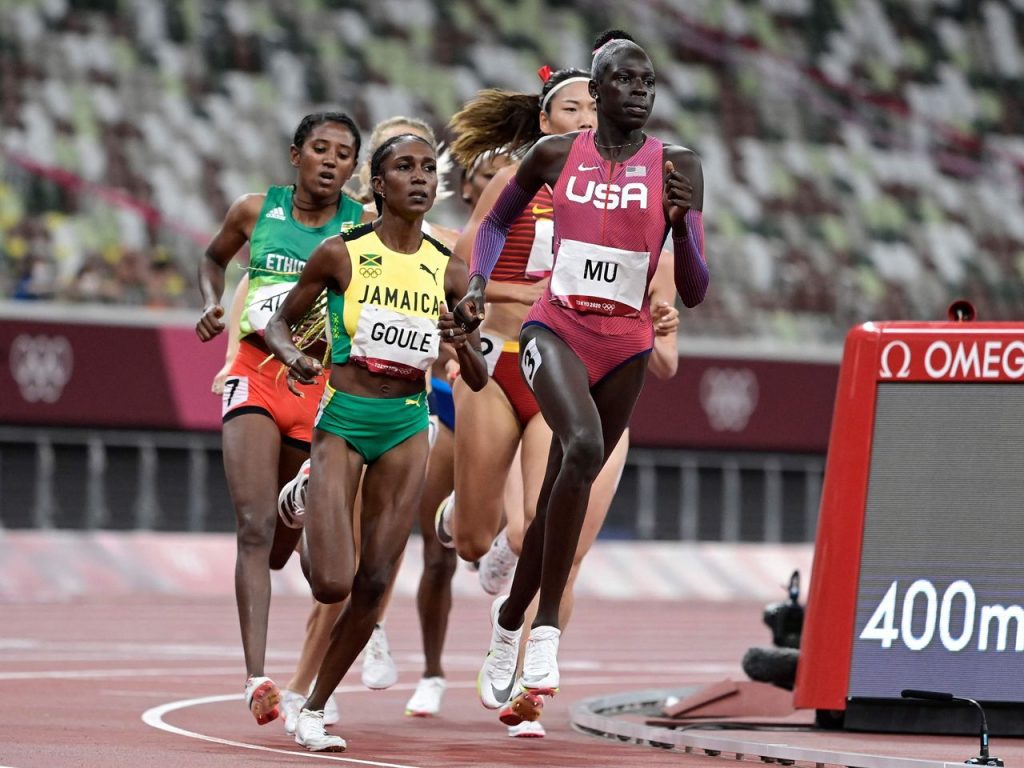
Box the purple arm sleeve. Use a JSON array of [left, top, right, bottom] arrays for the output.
[[469, 178, 534, 281], [673, 209, 708, 307]]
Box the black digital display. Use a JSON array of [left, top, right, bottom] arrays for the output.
[[848, 383, 1024, 702]]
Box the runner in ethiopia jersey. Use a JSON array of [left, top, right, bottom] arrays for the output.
[[195, 112, 363, 729], [454, 34, 709, 723]]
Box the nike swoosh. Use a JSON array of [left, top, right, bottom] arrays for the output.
[[577, 164, 599, 172], [531, 205, 553, 216], [490, 675, 517, 706]]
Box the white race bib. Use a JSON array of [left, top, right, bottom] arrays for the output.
[[247, 281, 294, 332], [525, 218, 554, 278], [221, 376, 249, 414], [479, 332, 506, 375], [550, 239, 649, 317], [520, 337, 542, 389], [351, 305, 439, 375]]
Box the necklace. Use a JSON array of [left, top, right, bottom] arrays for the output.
[[293, 195, 339, 212], [594, 134, 645, 150]]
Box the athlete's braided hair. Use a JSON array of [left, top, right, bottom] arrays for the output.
[[292, 112, 362, 157], [449, 67, 589, 171]]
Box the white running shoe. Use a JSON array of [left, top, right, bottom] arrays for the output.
[[434, 493, 455, 549], [361, 624, 398, 690], [520, 625, 561, 692], [244, 675, 281, 725], [477, 595, 522, 710], [404, 676, 446, 717], [294, 709, 346, 752], [278, 459, 311, 529], [478, 528, 518, 596], [281, 688, 304, 734], [508, 719, 546, 738], [302, 680, 339, 726]]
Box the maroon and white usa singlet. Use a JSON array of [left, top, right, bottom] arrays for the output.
[[523, 130, 667, 386]]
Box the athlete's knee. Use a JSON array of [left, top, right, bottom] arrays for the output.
[[422, 548, 457, 584], [454, 537, 490, 564], [310, 572, 353, 605], [562, 429, 604, 484], [454, 529, 493, 563], [350, 567, 392, 611], [235, 507, 276, 552]]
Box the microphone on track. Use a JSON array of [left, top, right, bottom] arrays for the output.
[[901, 689, 1003, 766]]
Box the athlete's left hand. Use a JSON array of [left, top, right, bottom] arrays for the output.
[[664, 160, 693, 230], [652, 300, 679, 336], [453, 275, 486, 332], [438, 302, 470, 349]]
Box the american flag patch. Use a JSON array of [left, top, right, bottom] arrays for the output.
[[626, 165, 646, 177]]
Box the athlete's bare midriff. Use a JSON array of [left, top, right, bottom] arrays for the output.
[[480, 296, 532, 342], [329, 360, 426, 399]]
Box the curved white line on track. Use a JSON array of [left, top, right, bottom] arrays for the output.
[[142, 676, 676, 766], [142, 693, 421, 768]]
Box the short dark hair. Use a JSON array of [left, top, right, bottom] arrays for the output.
[[369, 133, 434, 214], [592, 28, 636, 54], [591, 30, 643, 81], [292, 112, 362, 159]]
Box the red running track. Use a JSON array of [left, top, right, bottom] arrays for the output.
[[8, 591, 1024, 766], [2, 593, 760, 768]]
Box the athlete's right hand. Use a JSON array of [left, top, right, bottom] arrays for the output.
[[211, 360, 232, 394], [454, 275, 486, 332], [287, 354, 323, 388], [196, 304, 225, 341]]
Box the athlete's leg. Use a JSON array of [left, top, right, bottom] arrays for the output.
[[506, 414, 553, 552], [305, 432, 429, 711], [415, 423, 457, 678], [302, 429, 364, 605], [223, 413, 286, 678], [516, 424, 628, 639], [500, 328, 646, 631], [269, 441, 308, 569], [451, 377, 522, 561], [287, 601, 342, 697], [560, 428, 629, 626], [502, 442, 526, 552]]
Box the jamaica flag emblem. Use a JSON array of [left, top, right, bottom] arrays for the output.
[[359, 253, 383, 278]]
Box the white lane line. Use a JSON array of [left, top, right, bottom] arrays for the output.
[[0, 666, 242, 681], [142, 693, 421, 768], [0, 660, 736, 682], [142, 676, 676, 766]]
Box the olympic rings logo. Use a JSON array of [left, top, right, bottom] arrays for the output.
[[9, 333, 74, 403], [359, 267, 382, 279]]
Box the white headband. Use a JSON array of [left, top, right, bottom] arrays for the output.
[[540, 76, 590, 112]]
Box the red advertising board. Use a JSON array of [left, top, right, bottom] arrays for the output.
[[1, 313, 842, 451], [629, 355, 839, 452], [1, 317, 226, 431]]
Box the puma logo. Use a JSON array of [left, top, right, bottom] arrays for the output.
[[419, 263, 439, 284]]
